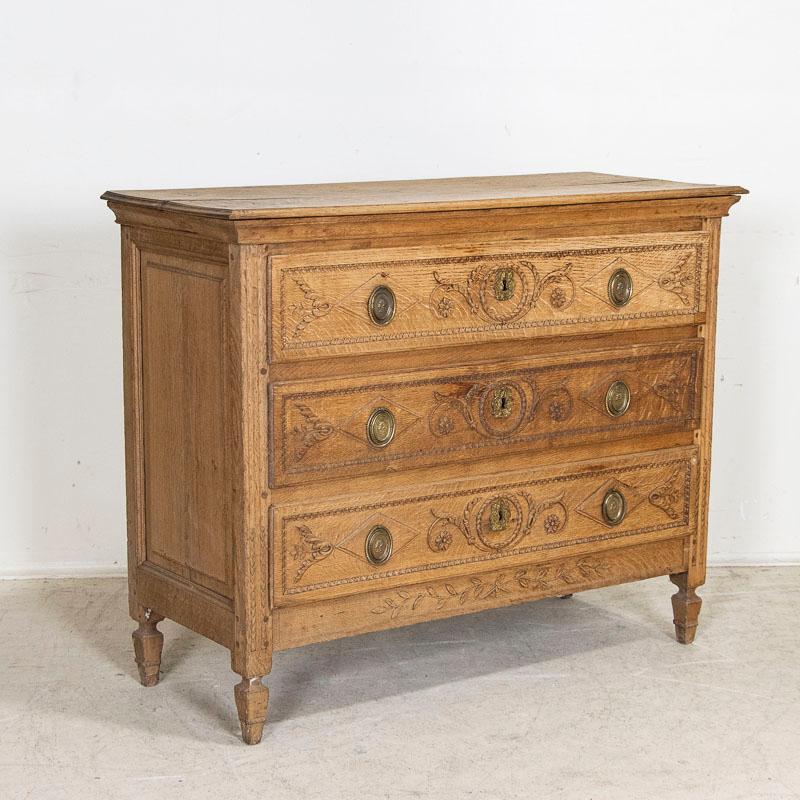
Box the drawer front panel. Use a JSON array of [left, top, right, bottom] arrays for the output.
[[270, 232, 708, 361], [272, 447, 698, 606], [270, 341, 702, 486]]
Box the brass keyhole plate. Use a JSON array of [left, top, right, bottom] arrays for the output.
[[489, 499, 511, 531], [602, 489, 627, 525], [605, 380, 631, 417], [366, 407, 396, 448], [493, 268, 516, 301], [608, 268, 633, 307], [368, 285, 396, 325], [491, 386, 514, 418], [365, 525, 393, 565]]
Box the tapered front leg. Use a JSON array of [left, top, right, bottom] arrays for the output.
[[669, 572, 702, 644], [235, 677, 269, 745], [132, 610, 165, 686]]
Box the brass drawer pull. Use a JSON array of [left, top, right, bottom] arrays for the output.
[[608, 268, 633, 307], [365, 525, 393, 565], [602, 489, 627, 525], [368, 285, 396, 325], [605, 380, 631, 417], [366, 407, 396, 447]]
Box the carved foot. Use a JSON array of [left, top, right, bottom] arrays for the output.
[[132, 611, 165, 687], [669, 573, 702, 644], [235, 677, 269, 745]]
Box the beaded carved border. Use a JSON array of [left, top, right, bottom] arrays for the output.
[[274, 349, 700, 479], [277, 455, 694, 596], [276, 240, 706, 353]]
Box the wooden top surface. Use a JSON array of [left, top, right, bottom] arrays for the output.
[[102, 172, 746, 220]]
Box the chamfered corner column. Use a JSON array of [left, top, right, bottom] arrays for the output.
[[228, 243, 273, 744], [669, 572, 702, 644], [132, 609, 165, 686]]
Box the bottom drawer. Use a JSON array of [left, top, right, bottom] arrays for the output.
[[271, 446, 698, 606]]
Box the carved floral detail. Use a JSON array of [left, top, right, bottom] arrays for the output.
[[435, 296, 455, 318], [292, 404, 335, 460], [290, 277, 332, 338], [436, 414, 455, 435], [427, 490, 568, 554], [292, 525, 334, 581], [648, 470, 684, 520], [370, 558, 607, 620], [657, 255, 694, 306], [549, 286, 568, 309], [547, 388, 573, 421], [429, 379, 573, 440], [430, 259, 576, 324]]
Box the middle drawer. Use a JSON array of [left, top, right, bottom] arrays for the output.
[[270, 339, 702, 487]]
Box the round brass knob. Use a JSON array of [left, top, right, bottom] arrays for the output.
[[365, 525, 393, 565], [602, 489, 627, 526], [368, 285, 396, 325], [366, 407, 395, 448], [608, 268, 633, 307], [605, 380, 631, 417]]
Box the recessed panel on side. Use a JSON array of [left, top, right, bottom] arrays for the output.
[[140, 250, 232, 598]]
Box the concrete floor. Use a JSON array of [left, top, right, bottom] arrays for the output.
[[1, 568, 798, 800]]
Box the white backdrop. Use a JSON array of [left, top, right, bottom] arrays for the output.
[[2, 1, 798, 576]]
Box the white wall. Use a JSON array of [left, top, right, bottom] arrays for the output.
[[2, 0, 798, 576]]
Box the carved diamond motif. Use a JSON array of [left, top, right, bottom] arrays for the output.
[[580, 257, 654, 309], [579, 371, 651, 417], [336, 513, 423, 563], [576, 478, 646, 527], [337, 272, 421, 324], [339, 396, 421, 446]]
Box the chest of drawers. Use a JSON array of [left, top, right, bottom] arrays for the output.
[[103, 172, 745, 744]]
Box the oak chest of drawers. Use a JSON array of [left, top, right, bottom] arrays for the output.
[[103, 172, 745, 744]]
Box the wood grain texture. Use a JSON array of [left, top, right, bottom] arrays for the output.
[[120, 227, 146, 620], [670, 571, 702, 644], [270, 232, 708, 360], [139, 249, 232, 597], [226, 244, 272, 680], [107, 171, 744, 743], [107, 195, 742, 247], [271, 341, 702, 486], [132, 612, 164, 687], [272, 446, 697, 606], [273, 536, 689, 650], [102, 172, 746, 219]]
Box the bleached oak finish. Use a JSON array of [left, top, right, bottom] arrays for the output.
[[104, 172, 745, 744]]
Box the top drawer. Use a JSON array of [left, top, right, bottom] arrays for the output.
[[269, 231, 709, 361]]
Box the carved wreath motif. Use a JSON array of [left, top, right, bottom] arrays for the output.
[[292, 404, 334, 460], [430, 259, 576, 324], [292, 525, 334, 581], [290, 277, 332, 338], [371, 558, 607, 620], [429, 378, 573, 440], [427, 490, 568, 554], [651, 372, 685, 411], [657, 255, 694, 306], [648, 469, 684, 520]]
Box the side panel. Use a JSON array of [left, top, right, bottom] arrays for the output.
[[136, 244, 233, 599]]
